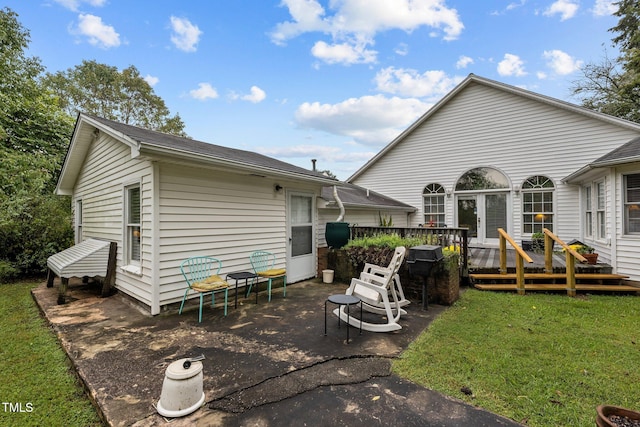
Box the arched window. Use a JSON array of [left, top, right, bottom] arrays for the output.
[[522, 175, 554, 233], [455, 167, 509, 191], [423, 184, 445, 227]]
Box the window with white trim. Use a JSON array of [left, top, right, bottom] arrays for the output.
[[596, 180, 606, 239], [624, 173, 640, 234], [125, 184, 141, 267], [422, 184, 445, 227], [522, 175, 554, 234], [584, 186, 592, 238], [75, 199, 83, 244]]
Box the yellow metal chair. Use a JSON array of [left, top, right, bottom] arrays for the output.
[[179, 256, 229, 322], [247, 250, 286, 302]]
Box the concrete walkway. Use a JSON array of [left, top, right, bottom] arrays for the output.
[[32, 279, 523, 426]]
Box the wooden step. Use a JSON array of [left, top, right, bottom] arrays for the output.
[[470, 273, 629, 280], [474, 283, 640, 292]]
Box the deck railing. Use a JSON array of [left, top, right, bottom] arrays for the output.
[[498, 227, 588, 296], [498, 228, 533, 294], [541, 228, 587, 296], [349, 226, 469, 277]]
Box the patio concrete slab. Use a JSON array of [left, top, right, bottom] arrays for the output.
[[32, 279, 523, 427]]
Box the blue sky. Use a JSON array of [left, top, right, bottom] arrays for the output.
[[7, 0, 620, 180]]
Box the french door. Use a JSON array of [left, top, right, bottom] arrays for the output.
[[457, 193, 508, 245]]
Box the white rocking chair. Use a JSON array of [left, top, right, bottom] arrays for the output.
[[361, 246, 409, 315], [333, 246, 407, 332]]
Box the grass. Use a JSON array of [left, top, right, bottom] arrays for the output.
[[0, 281, 103, 427], [393, 289, 640, 426]]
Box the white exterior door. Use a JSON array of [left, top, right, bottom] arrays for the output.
[[287, 191, 316, 282], [456, 192, 508, 245]]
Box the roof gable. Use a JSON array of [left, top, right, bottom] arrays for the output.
[[348, 74, 640, 182], [56, 113, 337, 195]]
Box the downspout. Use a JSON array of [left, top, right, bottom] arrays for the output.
[[609, 168, 617, 271], [333, 185, 345, 222]]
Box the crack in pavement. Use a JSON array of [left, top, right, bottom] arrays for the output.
[[209, 356, 392, 413]]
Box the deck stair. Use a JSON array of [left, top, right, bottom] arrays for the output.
[[470, 272, 638, 293], [470, 228, 640, 295]]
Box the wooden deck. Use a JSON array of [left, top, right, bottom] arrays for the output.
[[467, 247, 639, 294], [469, 247, 610, 273]]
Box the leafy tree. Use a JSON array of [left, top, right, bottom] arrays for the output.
[[0, 7, 75, 279], [44, 60, 187, 136], [572, 1, 640, 122]]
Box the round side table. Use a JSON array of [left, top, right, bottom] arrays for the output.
[[325, 294, 362, 343]]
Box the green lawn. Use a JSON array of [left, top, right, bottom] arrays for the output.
[[393, 289, 640, 426], [0, 281, 103, 427]]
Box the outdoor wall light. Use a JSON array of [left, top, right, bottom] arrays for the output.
[[513, 185, 520, 194], [274, 184, 283, 192], [445, 189, 452, 198]]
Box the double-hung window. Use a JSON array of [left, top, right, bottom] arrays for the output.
[[596, 180, 606, 239], [522, 175, 554, 234], [624, 173, 640, 234], [75, 199, 83, 244], [584, 186, 592, 238], [125, 184, 141, 268], [423, 184, 445, 227]]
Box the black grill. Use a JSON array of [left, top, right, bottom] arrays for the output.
[[407, 245, 444, 310]]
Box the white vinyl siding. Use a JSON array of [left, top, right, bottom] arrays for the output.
[[72, 132, 154, 310], [156, 164, 298, 307], [351, 81, 640, 244]]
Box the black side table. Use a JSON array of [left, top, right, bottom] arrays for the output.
[[325, 294, 362, 343], [225, 272, 258, 308]]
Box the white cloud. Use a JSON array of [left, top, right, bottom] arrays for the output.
[[74, 14, 120, 48], [593, 0, 617, 16], [189, 83, 218, 100], [170, 16, 202, 52], [54, 0, 106, 11], [394, 43, 409, 56], [271, 0, 464, 65], [456, 55, 474, 69], [144, 75, 159, 87], [497, 53, 527, 76], [295, 94, 429, 146], [543, 0, 579, 21], [242, 86, 267, 103], [543, 49, 583, 75], [374, 67, 462, 98], [311, 40, 377, 64]]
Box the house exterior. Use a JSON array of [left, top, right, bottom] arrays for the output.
[[55, 113, 338, 314], [347, 74, 640, 283], [317, 184, 416, 247]]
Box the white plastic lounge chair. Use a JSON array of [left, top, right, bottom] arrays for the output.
[[333, 246, 406, 332]]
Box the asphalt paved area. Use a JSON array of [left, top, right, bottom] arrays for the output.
[[32, 278, 523, 426]]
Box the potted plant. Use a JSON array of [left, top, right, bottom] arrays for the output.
[[596, 404, 640, 426], [577, 244, 598, 265]]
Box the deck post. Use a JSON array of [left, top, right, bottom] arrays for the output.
[[499, 235, 507, 274], [57, 277, 68, 305], [565, 252, 576, 297], [515, 254, 525, 294], [101, 242, 117, 297], [544, 233, 553, 274]]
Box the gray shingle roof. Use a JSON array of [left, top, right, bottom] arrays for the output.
[[321, 184, 415, 210], [592, 136, 640, 165], [87, 114, 337, 181]]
